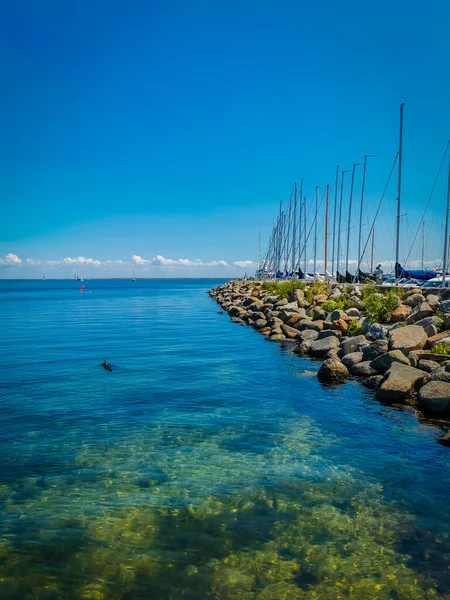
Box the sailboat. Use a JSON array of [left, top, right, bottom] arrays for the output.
[[132, 267, 136, 282]]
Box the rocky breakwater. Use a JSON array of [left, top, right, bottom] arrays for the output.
[[209, 280, 450, 445]]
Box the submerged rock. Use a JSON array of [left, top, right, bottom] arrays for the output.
[[317, 358, 349, 384], [438, 431, 450, 446]]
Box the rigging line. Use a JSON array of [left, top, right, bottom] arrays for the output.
[[402, 137, 450, 269], [299, 189, 326, 269], [355, 153, 399, 277]]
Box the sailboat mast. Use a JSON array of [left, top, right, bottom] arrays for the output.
[[395, 101, 405, 271], [421, 221, 425, 271], [292, 182, 297, 274], [442, 158, 450, 285], [370, 228, 375, 273], [324, 184, 329, 274], [314, 186, 318, 276], [356, 155, 374, 282], [297, 179, 303, 274], [331, 165, 339, 279], [346, 162, 362, 276], [337, 170, 350, 278], [304, 199, 307, 274]]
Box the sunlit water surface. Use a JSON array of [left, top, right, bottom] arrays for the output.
[[0, 279, 449, 599]]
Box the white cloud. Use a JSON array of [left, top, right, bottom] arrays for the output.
[[233, 260, 256, 268], [5, 253, 22, 265], [63, 256, 101, 267], [131, 254, 150, 265], [206, 260, 228, 267]]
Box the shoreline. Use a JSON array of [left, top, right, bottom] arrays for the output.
[[209, 279, 450, 446]]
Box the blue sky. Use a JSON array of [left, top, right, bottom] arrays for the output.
[[1, 0, 449, 277]]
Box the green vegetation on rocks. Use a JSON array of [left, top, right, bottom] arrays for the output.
[[426, 342, 450, 356]]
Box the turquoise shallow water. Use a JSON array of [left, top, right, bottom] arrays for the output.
[[1, 278, 450, 599]]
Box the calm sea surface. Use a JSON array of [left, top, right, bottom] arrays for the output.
[[0, 278, 449, 599]]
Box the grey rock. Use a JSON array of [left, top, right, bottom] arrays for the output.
[[266, 295, 280, 304], [297, 329, 319, 342], [277, 310, 297, 323], [280, 324, 301, 339], [296, 319, 324, 332], [404, 293, 426, 307], [341, 352, 363, 369], [389, 325, 428, 355], [406, 302, 434, 324], [274, 298, 288, 307], [424, 293, 440, 309], [370, 350, 410, 373], [253, 319, 268, 330], [428, 368, 450, 384], [346, 308, 360, 318], [324, 348, 342, 359], [293, 340, 313, 355], [417, 359, 440, 373], [439, 300, 450, 313], [340, 335, 368, 356], [291, 289, 305, 302], [348, 297, 365, 311], [350, 361, 379, 377], [267, 317, 283, 327], [376, 363, 428, 402], [329, 309, 347, 322], [418, 381, 450, 415], [368, 323, 387, 341], [414, 316, 444, 337], [362, 340, 389, 361], [309, 336, 341, 358], [363, 375, 384, 389], [317, 358, 349, 384], [318, 330, 342, 341], [312, 307, 327, 321]]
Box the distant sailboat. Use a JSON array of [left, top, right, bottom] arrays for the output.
[[132, 267, 136, 282]]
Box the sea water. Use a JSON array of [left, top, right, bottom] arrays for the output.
[[0, 278, 449, 599]]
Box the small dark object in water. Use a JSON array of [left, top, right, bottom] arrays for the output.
[[102, 360, 112, 372], [438, 431, 450, 446], [217, 310, 224, 314]]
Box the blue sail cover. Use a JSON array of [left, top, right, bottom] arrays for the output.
[[395, 262, 438, 280]]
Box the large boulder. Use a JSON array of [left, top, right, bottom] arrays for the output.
[[389, 325, 428, 355], [405, 302, 434, 324], [348, 297, 364, 311], [349, 361, 379, 377], [403, 293, 425, 307], [418, 382, 450, 415], [317, 358, 349, 384], [389, 304, 412, 323], [253, 319, 268, 330], [340, 335, 367, 356], [376, 363, 428, 402], [370, 350, 410, 373], [346, 307, 360, 318], [293, 340, 313, 355], [341, 352, 363, 369], [414, 316, 443, 337], [267, 317, 283, 328], [330, 319, 349, 334], [309, 336, 341, 358]]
